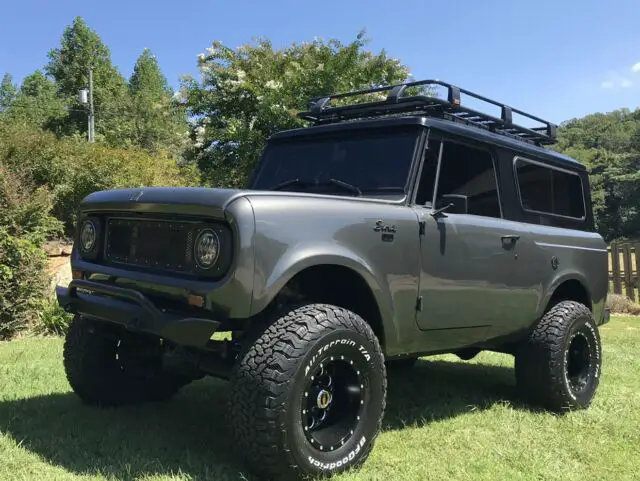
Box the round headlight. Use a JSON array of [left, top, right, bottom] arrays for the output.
[[195, 229, 220, 269], [80, 220, 97, 252]]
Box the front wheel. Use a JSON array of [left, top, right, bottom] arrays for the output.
[[228, 303, 386, 480], [515, 300, 602, 411], [63, 315, 191, 406]]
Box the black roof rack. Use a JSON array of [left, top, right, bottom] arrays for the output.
[[298, 79, 557, 146]]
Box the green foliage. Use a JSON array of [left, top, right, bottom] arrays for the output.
[[4, 71, 67, 130], [127, 49, 188, 154], [45, 16, 130, 145], [0, 73, 17, 112], [130, 48, 170, 94], [0, 231, 50, 339], [557, 109, 640, 241], [180, 32, 411, 187], [33, 300, 73, 336], [0, 166, 61, 339], [0, 121, 198, 338], [0, 121, 200, 231], [0, 164, 62, 246]]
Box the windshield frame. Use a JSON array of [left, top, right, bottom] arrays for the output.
[[248, 124, 425, 203]]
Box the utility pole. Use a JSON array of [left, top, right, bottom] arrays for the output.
[[88, 68, 95, 143]]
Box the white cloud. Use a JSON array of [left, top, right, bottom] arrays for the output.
[[631, 62, 640, 73], [600, 70, 634, 90]]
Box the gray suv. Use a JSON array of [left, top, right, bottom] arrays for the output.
[[57, 79, 609, 480]]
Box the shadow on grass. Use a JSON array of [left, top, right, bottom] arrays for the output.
[[384, 358, 524, 430], [0, 358, 523, 480]]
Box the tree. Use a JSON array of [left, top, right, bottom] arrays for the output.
[[0, 73, 17, 112], [45, 16, 129, 144], [557, 109, 640, 242], [5, 71, 66, 130], [180, 32, 412, 187], [128, 49, 187, 153]]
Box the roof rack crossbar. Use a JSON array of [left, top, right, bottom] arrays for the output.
[[299, 79, 557, 145]]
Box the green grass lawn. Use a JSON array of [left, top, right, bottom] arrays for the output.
[[1, 317, 639, 481]]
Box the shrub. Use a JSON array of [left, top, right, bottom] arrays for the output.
[[0, 122, 200, 338], [607, 294, 640, 316], [0, 166, 62, 244], [0, 165, 60, 339], [0, 231, 50, 339], [33, 300, 73, 336], [0, 122, 200, 232]]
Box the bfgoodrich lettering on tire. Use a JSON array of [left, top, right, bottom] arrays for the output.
[[515, 300, 602, 412], [228, 303, 386, 480]]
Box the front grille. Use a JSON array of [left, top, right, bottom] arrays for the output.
[[106, 218, 195, 272]]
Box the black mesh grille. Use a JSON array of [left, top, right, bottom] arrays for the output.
[[106, 218, 195, 272]]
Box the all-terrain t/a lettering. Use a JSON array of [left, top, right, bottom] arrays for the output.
[[305, 338, 358, 376]]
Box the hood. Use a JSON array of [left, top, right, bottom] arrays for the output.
[[79, 186, 250, 220], [79, 186, 390, 220]]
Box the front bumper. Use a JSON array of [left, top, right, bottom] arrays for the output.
[[56, 280, 221, 348], [601, 307, 611, 325]]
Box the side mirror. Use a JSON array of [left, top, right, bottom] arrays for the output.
[[438, 194, 468, 215]]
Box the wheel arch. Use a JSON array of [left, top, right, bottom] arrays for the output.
[[544, 276, 592, 313], [251, 255, 391, 349]]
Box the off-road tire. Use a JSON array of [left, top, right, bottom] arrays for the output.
[[228, 303, 386, 480], [515, 300, 602, 412], [63, 315, 190, 406]]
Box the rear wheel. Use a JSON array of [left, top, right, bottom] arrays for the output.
[[515, 301, 602, 411], [228, 303, 386, 480], [63, 315, 191, 406]]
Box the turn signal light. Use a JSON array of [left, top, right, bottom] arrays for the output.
[[72, 270, 83, 280], [187, 294, 204, 308]]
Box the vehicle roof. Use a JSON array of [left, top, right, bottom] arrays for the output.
[[269, 116, 585, 171]]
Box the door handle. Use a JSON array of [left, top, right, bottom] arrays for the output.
[[501, 234, 520, 242]]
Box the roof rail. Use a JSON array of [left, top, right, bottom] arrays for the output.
[[298, 79, 557, 145]]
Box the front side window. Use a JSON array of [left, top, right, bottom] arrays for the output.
[[251, 128, 419, 199], [515, 158, 585, 219], [416, 139, 502, 218]]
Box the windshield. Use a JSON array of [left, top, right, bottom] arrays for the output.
[[250, 128, 419, 198]]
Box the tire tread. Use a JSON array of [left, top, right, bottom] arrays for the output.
[[228, 303, 385, 480], [63, 316, 189, 406], [515, 300, 601, 411]]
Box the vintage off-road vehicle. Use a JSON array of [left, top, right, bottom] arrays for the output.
[[57, 79, 609, 480]]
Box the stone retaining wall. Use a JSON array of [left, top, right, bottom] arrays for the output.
[[44, 242, 73, 298]]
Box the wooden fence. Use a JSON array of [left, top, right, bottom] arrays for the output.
[[608, 244, 639, 301]]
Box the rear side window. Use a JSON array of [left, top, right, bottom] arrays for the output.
[[515, 158, 585, 219]]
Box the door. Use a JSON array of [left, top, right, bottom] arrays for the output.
[[414, 137, 531, 334]]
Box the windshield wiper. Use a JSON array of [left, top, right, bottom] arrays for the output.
[[325, 178, 361, 196], [269, 178, 307, 191], [268, 177, 361, 196]]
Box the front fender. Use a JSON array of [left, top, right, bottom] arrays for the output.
[[250, 242, 393, 332]]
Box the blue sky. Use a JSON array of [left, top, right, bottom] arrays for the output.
[[2, 0, 639, 124]]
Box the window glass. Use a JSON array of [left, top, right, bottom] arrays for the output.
[[433, 141, 501, 218], [515, 159, 585, 219], [415, 142, 440, 206], [251, 129, 418, 198]]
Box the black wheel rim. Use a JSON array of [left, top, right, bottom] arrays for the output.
[[115, 335, 162, 379], [301, 356, 364, 452], [566, 332, 592, 393]]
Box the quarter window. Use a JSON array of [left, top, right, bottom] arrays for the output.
[[515, 159, 585, 219]]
